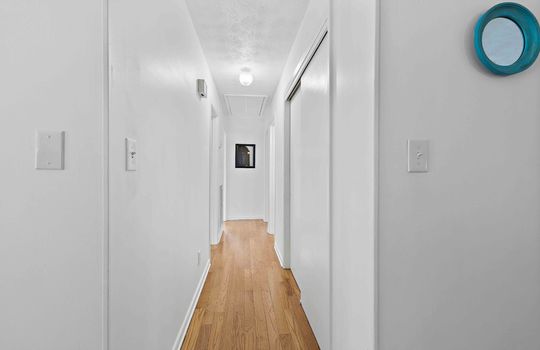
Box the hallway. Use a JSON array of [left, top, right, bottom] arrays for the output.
[[182, 221, 319, 350], [5, 0, 540, 349]]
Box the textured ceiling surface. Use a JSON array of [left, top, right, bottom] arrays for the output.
[[186, 0, 310, 101]]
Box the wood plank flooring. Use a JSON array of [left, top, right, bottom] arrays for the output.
[[181, 220, 319, 350]]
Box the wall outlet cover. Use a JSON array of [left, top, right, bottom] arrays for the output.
[[35, 131, 65, 170]]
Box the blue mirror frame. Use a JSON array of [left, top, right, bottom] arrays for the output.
[[474, 2, 540, 75]]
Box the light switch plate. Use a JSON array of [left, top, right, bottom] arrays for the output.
[[408, 139, 429, 173], [36, 131, 65, 170], [126, 138, 137, 171]]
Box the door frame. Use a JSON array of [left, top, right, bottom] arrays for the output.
[[209, 104, 223, 246], [267, 123, 276, 234]]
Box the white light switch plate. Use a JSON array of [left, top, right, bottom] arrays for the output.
[[408, 140, 429, 173], [36, 131, 65, 170], [126, 138, 137, 171]]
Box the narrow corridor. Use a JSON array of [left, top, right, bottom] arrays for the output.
[[181, 220, 319, 349]]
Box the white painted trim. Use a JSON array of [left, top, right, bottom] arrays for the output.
[[374, 0, 381, 348], [223, 133, 228, 221], [274, 243, 286, 269], [209, 105, 214, 251], [285, 19, 329, 101], [102, 0, 110, 348], [267, 123, 276, 237], [212, 225, 224, 245], [171, 259, 211, 350], [217, 226, 224, 244], [225, 216, 265, 221]]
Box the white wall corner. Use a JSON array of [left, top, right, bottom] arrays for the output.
[[171, 259, 211, 350]]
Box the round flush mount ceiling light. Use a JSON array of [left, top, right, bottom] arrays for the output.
[[239, 71, 254, 86]]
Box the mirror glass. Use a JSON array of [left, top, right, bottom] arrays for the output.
[[482, 17, 524, 66]]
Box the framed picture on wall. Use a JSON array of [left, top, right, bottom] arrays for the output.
[[235, 144, 256, 168]]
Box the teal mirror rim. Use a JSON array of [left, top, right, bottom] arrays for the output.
[[474, 2, 540, 75]]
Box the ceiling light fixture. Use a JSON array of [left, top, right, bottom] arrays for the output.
[[239, 72, 254, 86]]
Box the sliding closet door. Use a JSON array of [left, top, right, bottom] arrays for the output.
[[289, 35, 330, 349]]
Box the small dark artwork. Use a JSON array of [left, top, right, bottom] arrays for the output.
[[235, 144, 256, 168]]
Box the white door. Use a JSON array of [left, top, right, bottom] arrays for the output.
[[289, 35, 330, 349]]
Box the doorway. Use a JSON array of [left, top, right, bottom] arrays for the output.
[[209, 105, 224, 245], [267, 123, 276, 234]]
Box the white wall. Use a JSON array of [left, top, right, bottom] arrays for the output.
[[0, 1, 106, 349], [378, 1, 540, 349], [108, 0, 223, 348], [330, 0, 378, 349], [271, 0, 328, 268], [225, 116, 266, 220]]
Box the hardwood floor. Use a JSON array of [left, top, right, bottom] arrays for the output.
[[181, 220, 319, 350]]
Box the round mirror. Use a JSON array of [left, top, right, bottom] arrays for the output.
[[474, 3, 540, 75], [482, 17, 524, 66]]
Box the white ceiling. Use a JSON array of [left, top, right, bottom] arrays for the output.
[[186, 0, 310, 106]]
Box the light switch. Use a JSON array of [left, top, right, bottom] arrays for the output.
[[36, 131, 65, 170], [126, 138, 137, 171], [408, 140, 429, 173]]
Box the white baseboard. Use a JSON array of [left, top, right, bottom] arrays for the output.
[[225, 216, 264, 221], [217, 225, 224, 244], [266, 221, 275, 235], [211, 225, 224, 245], [274, 243, 285, 269], [212, 226, 224, 245], [171, 259, 211, 350]]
